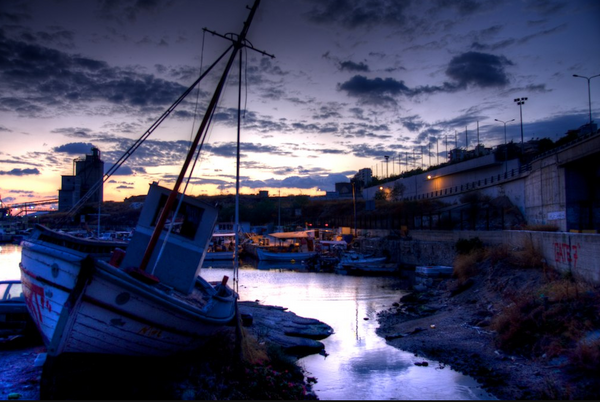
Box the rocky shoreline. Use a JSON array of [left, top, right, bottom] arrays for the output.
[[0, 301, 333, 400], [3, 258, 599, 400], [376, 257, 600, 400]]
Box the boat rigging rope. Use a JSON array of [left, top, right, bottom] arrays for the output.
[[59, 43, 233, 224], [233, 42, 246, 296], [150, 92, 219, 276], [150, 30, 216, 276]]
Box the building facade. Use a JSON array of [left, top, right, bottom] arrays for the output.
[[58, 147, 104, 212]]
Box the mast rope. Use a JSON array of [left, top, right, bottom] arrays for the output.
[[59, 44, 233, 224], [150, 30, 217, 275]]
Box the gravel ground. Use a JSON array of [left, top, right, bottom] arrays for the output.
[[0, 337, 44, 400], [376, 260, 599, 400]]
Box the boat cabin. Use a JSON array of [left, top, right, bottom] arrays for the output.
[[120, 182, 218, 294]]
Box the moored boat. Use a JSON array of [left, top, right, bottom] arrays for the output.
[[206, 222, 247, 261], [256, 246, 316, 262], [415, 265, 454, 277], [206, 232, 238, 260], [20, 183, 236, 357], [335, 250, 393, 276], [18, 0, 265, 358]]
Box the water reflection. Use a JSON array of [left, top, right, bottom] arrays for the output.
[[1, 247, 495, 400], [0, 244, 22, 281], [201, 263, 495, 400]]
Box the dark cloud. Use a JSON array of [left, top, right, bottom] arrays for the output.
[[305, 0, 411, 29], [338, 51, 512, 104], [431, 0, 486, 15], [241, 173, 351, 191], [98, 0, 162, 22], [340, 122, 391, 140], [52, 142, 96, 155], [401, 116, 425, 132], [340, 61, 369, 72], [51, 127, 94, 138], [312, 104, 343, 120], [110, 165, 135, 176], [445, 51, 512, 88], [206, 142, 292, 158], [471, 24, 567, 51], [348, 107, 368, 120], [0, 167, 40, 176], [0, 28, 190, 117], [525, 0, 568, 16], [338, 75, 411, 105]]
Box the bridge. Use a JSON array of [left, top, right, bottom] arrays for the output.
[[0, 198, 58, 217]]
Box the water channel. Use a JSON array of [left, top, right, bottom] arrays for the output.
[[1, 244, 496, 400]]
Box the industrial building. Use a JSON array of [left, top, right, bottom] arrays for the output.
[[58, 147, 104, 212]]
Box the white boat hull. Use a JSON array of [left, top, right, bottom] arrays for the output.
[[255, 247, 316, 262], [338, 255, 387, 268], [20, 229, 236, 357]]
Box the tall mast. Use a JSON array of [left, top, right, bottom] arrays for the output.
[[138, 0, 263, 272]]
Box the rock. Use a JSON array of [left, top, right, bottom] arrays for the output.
[[238, 301, 334, 357], [33, 353, 46, 368], [385, 333, 408, 340], [449, 278, 474, 296], [241, 313, 253, 326], [400, 293, 420, 303]]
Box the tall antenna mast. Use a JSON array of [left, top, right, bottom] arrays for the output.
[[138, 0, 273, 273]]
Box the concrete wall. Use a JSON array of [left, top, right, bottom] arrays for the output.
[[503, 230, 600, 284], [525, 152, 566, 229], [358, 229, 600, 284]]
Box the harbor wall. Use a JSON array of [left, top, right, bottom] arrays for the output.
[[358, 229, 600, 284]]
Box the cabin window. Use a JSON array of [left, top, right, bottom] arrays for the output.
[[152, 195, 204, 240]]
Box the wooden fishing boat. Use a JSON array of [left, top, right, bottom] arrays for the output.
[[252, 230, 325, 262], [20, 184, 235, 356], [19, 0, 267, 357]]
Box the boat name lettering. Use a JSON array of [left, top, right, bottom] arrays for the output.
[[23, 278, 50, 323]]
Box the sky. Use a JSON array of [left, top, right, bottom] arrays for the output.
[[1, 0, 599, 205]]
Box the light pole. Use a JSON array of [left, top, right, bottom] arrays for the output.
[[573, 73, 600, 127], [384, 155, 389, 178], [495, 118, 515, 174], [514, 97, 527, 153]]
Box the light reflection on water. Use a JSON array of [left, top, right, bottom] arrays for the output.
[[202, 260, 496, 401], [0, 244, 22, 281], [1, 247, 495, 400]]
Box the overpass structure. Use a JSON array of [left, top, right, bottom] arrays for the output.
[[365, 131, 600, 233], [525, 131, 600, 232]]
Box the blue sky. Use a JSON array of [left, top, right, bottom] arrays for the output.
[[1, 0, 599, 204]]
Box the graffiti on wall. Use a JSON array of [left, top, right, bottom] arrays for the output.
[[553, 242, 580, 268]]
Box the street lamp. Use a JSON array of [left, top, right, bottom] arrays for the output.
[[495, 118, 515, 174], [573, 73, 600, 127], [514, 97, 527, 153], [384, 155, 389, 178]]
